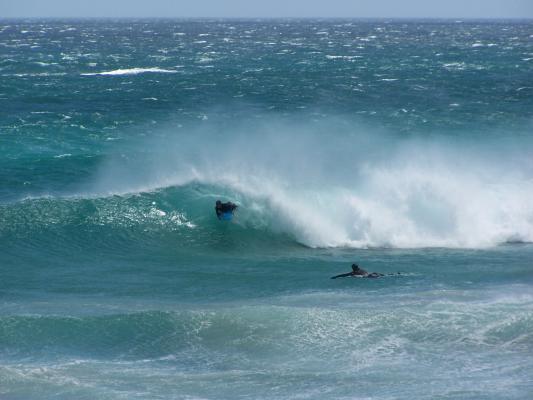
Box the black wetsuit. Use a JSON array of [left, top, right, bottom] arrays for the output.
[[215, 202, 238, 218], [330, 265, 385, 279]]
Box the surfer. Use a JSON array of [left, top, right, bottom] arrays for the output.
[[215, 200, 238, 220], [330, 263, 385, 279]]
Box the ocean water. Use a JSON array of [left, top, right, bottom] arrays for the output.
[[1, 19, 533, 399]]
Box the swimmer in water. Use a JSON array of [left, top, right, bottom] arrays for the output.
[[330, 263, 385, 279]]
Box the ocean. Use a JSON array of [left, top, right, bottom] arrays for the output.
[[1, 19, 533, 399]]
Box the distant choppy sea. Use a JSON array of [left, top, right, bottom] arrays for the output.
[[1, 19, 533, 399]]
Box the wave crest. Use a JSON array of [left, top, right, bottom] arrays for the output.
[[81, 67, 177, 76]]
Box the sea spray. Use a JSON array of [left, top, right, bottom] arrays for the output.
[[84, 116, 533, 248]]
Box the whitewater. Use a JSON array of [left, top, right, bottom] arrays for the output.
[[1, 19, 533, 400]]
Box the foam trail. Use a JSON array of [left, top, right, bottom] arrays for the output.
[[90, 118, 533, 249]]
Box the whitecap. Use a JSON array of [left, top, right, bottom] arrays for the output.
[[325, 55, 358, 60], [81, 68, 178, 76], [197, 57, 214, 63], [443, 62, 466, 70], [34, 61, 55, 66]]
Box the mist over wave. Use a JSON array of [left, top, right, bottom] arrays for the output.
[[85, 115, 533, 249]]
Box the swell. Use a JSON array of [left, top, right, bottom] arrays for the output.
[[2, 298, 532, 361]]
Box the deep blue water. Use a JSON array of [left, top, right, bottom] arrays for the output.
[[1, 19, 533, 399]]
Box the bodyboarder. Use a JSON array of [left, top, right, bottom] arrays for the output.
[[215, 200, 238, 220]]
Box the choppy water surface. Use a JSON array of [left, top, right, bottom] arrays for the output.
[[1, 19, 533, 399]]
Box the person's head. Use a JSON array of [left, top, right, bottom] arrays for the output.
[[352, 264, 359, 272], [216, 200, 221, 205]]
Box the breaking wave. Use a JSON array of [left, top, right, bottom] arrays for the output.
[[5, 116, 531, 250], [84, 117, 533, 249]]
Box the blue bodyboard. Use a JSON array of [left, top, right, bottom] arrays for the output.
[[219, 211, 233, 221]]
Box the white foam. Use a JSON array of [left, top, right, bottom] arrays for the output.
[[34, 61, 56, 66], [325, 55, 358, 60], [443, 62, 466, 70], [81, 68, 177, 76]]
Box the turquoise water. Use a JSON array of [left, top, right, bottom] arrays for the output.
[[1, 19, 533, 399]]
